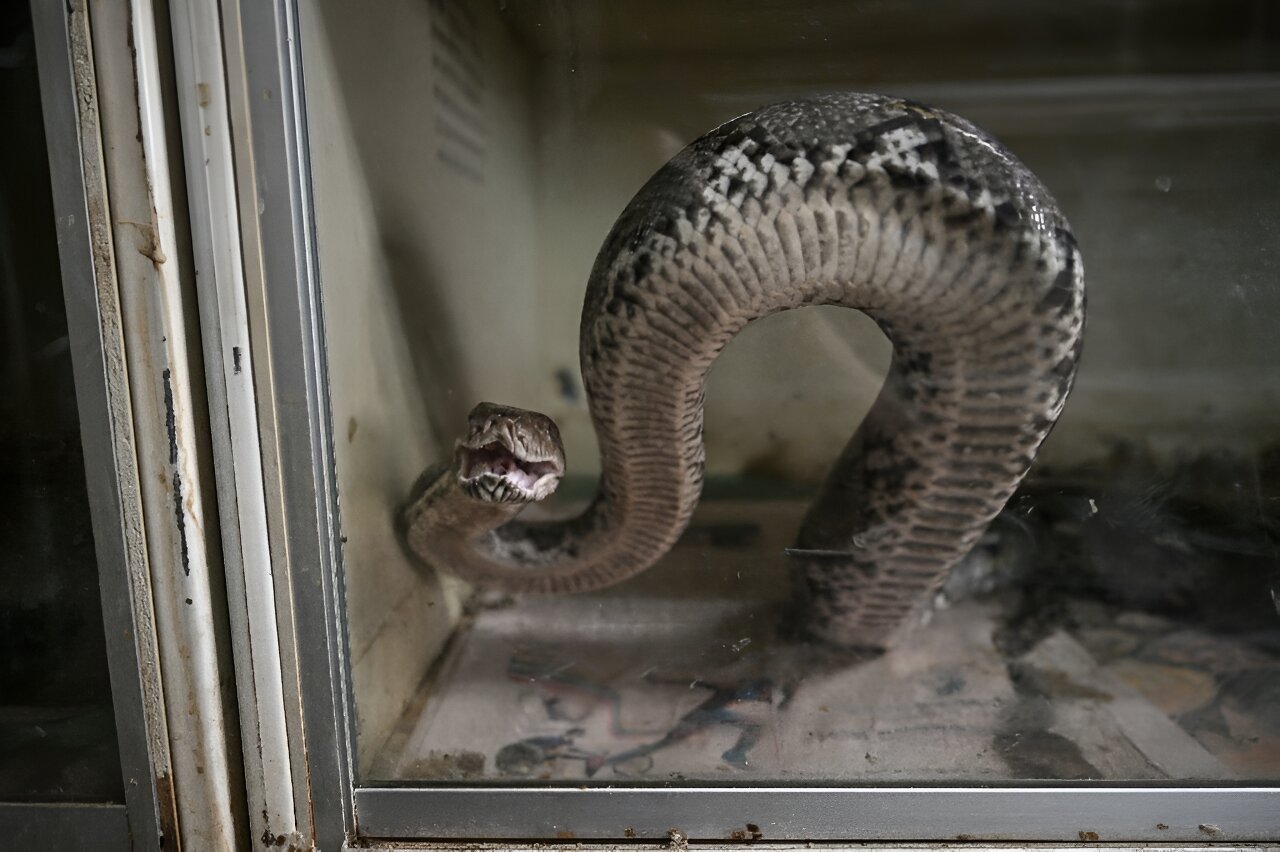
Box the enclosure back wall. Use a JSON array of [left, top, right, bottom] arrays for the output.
[[300, 0, 1280, 770]]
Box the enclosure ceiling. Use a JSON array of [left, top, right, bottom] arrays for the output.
[[497, 0, 1278, 72]]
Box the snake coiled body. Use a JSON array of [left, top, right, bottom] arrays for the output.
[[402, 93, 1085, 650]]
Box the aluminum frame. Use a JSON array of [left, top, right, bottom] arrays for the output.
[[354, 846, 1270, 852], [354, 786, 1280, 843], [79, 0, 248, 845], [167, 0, 306, 846], [0, 803, 131, 851], [223, 0, 354, 846], [29, 0, 174, 847], [233, 1, 1280, 846]]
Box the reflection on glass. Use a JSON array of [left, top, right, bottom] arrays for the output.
[[0, 5, 122, 802], [301, 0, 1280, 785]]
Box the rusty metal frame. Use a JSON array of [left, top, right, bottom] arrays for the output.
[[29, 0, 174, 847], [34, 0, 251, 846], [166, 0, 309, 847]]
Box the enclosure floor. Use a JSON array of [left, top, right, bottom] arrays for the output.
[[369, 500, 1279, 784]]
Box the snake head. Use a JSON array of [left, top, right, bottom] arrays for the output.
[[455, 402, 565, 504]]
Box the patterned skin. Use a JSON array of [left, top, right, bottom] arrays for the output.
[[401, 93, 1085, 651]]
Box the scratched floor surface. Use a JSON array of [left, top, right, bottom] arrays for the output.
[[369, 496, 1280, 784]]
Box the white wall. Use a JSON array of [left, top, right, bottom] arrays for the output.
[[302, 0, 542, 772]]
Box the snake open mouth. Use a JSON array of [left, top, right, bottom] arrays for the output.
[[454, 403, 566, 504], [460, 442, 561, 496]]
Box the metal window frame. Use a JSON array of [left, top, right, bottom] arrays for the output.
[[28, 0, 174, 848], [167, 0, 309, 846], [0, 803, 131, 851], [80, 0, 248, 843], [225, 0, 1280, 847], [221, 0, 355, 847], [353, 786, 1280, 843]]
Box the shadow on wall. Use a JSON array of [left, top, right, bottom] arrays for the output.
[[313, 0, 476, 444], [379, 234, 474, 448]]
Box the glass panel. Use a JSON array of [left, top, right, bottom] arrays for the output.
[[300, 0, 1280, 786], [0, 4, 122, 803]]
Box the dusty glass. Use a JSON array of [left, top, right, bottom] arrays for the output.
[[300, 0, 1280, 788]]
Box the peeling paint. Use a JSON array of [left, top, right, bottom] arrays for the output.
[[161, 368, 191, 576], [162, 368, 177, 465], [116, 217, 167, 264], [154, 771, 178, 848]]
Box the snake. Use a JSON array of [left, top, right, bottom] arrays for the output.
[[400, 93, 1085, 652]]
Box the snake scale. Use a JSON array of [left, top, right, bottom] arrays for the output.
[[401, 93, 1085, 652]]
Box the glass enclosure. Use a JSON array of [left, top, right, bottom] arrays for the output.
[[0, 2, 121, 803], [299, 0, 1279, 797]]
